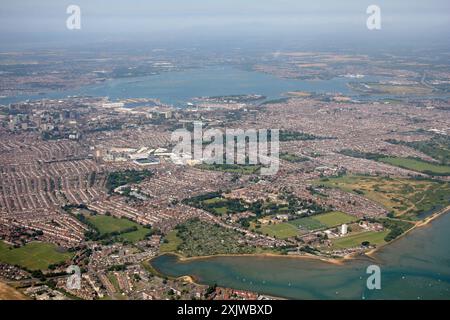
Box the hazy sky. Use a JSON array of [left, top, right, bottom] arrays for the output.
[[0, 0, 449, 50]]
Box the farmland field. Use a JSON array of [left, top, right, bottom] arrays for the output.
[[0, 241, 74, 270]]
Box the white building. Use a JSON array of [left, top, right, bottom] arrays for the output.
[[341, 224, 348, 235]]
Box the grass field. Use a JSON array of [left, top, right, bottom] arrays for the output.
[[0, 241, 73, 270], [280, 153, 309, 163], [88, 215, 137, 234], [340, 149, 450, 176], [287, 211, 356, 231], [120, 227, 151, 242], [204, 201, 245, 215], [203, 197, 224, 205], [183, 194, 248, 216], [351, 82, 433, 95], [380, 157, 450, 175], [316, 175, 450, 219], [288, 217, 325, 230], [388, 136, 450, 166], [311, 211, 357, 227], [107, 273, 121, 293], [87, 215, 150, 243], [197, 163, 261, 175], [211, 206, 228, 215], [259, 223, 299, 239], [331, 230, 390, 249], [159, 230, 183, 253], [106, 169, 153, 193]]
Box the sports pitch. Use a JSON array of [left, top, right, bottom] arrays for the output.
[[0, 241, 73, 270]]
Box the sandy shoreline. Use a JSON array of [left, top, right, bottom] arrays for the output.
[[150, 205, 450, 274], [163, 251, 346, 265]]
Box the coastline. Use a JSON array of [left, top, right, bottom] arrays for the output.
[[149, 205, 450, 289], [161, 251, 346, 265], [365, 205, 450, 259]]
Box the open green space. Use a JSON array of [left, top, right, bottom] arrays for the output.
[[182, 193, 250, 216], [258, 222, 299, 239], [106, 169, 153, 193], [379, 157, 450, 175], [184, 192, 326, 224], [197, 163, 261, 175], [387, 135, 450, 165], [340, 149, 450, 175], [316, 175, 450, 219], [107, 273, 121, 292], [287, 211, 356, 231], [203, 197, 225, 205], [331, 230, 390, 250], [311, 211, 357, 227], [349, 82, 433, 95], [88, 215, 138, 234], [280, 153, 309, 163], [120, 227, 152, 243], [379, 218, 414, 242], [288, 217, 325, 230], [0, 241, 74, 270], [160, 230, 183, 253], [279, 130, 330, 141], [83, 214, 151, 243]]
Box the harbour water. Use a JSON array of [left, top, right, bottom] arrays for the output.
[[0, 66, 369, 106], [150, 212, 450, 300]]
